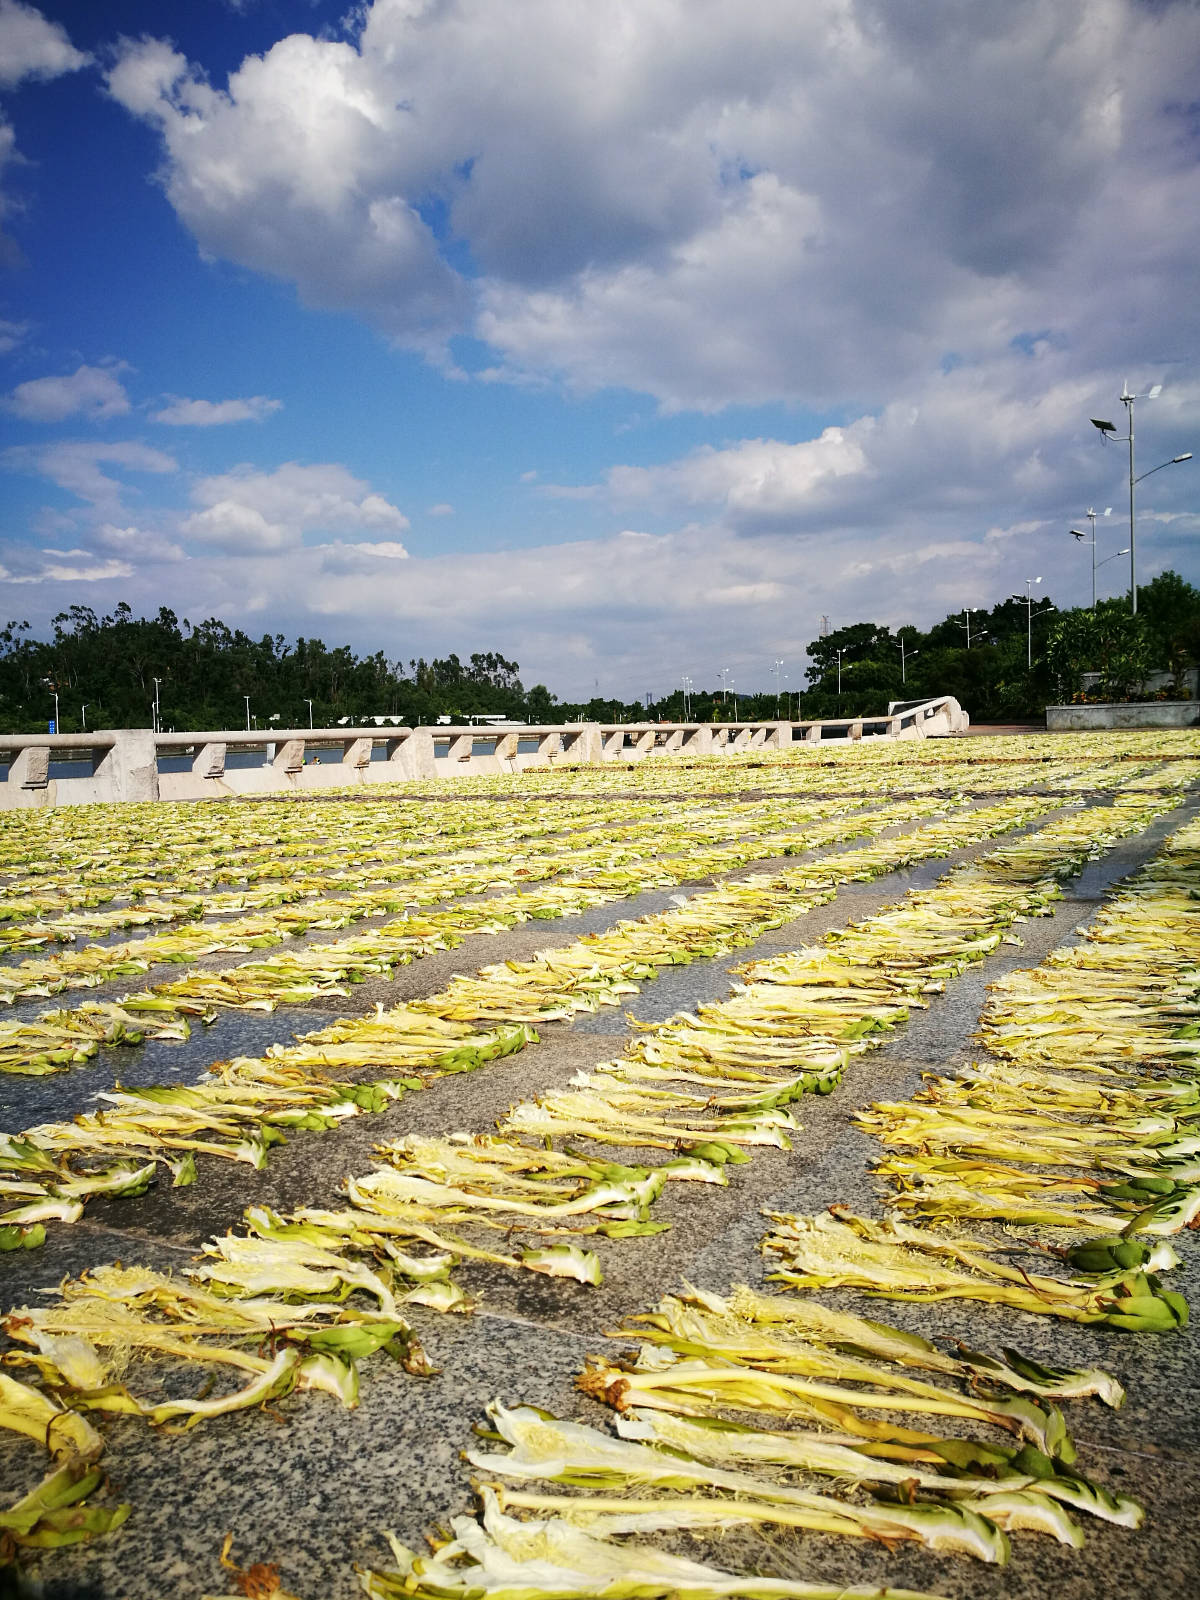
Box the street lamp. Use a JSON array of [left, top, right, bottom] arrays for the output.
[[1098, 546, 1132, 579], [954, 607, 981, 647], [152, 677, 162, 733], [1025, 577, 1042, 669], [80, 704, 88, 731], [771, 658, 785, 717], [244, 695, 251, 732], [896, 640, 919, 685], [718, 667, 733, 709], [304, 698, 314, 729], [1091, 383, 1192, 615], [680, 674, 693, 719], [1068, 506, 1113, 611], [51, 690, 59, 733], [835, 647, 848, 695]]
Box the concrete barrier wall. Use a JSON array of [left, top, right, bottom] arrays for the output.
[[0, 697, 966, 809], [1046, 701, 1199, 731]]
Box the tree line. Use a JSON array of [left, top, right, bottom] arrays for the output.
[[1, 573, 1197, 733], [793, 570, 1200, 722], [0, 604, 545, 733]]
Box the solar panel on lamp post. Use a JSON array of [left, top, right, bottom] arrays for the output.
[[1069, 506, 1112, 612], [1091, 384, 1191, 615]]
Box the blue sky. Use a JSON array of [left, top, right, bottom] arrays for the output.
[[1, 0, 1198, 699]]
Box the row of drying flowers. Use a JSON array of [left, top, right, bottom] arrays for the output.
[[0, 765, 1193, 1594]]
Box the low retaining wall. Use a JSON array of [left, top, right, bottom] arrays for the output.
[[1046, 701, 1199, 731]]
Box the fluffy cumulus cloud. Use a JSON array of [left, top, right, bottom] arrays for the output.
[[569, 362, 1142, 537], [151, 394, 283, 426], [0, 0, 88, 86], [181, 461, 410, 552], [5, 364, 131, 422], [104, 0, 1200, 410]]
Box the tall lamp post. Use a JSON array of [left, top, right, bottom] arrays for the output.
[[1024, 577, 1043, 670], [304, 698, 314, 729], [771, 658, 785, 717], [80, 704, 88, 731], [718, 667, 733, 708], [152, 677, 162, 734], [896, 640, 919, 685], [244, 695, 251, 732], [835, 648, 847, 696], [1068, 506, 1112, 611], [1091, 383, 1192, 614], [955, 607, 980, 648]]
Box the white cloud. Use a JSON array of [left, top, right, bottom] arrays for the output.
[[593, 427, 872, 528], [0, 0, 89, 87], [151, 394, 283, 425], [426, 502, 454, 516], [5, 363, 131, 421], [94, 522, 186, 563], [3, 438, 176, 512], [0, 545, 132, 584], [103, 1, 1200, 413], [181, 461, 409, 552], [0, 3, 89, 258], [106, 32, 468, 351], [0, 316, 27, 352]]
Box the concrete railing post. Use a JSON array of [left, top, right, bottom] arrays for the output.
[[342, 737, 373, 769], [634, 729, 654, 755], [192, 741, 226, 778], [804, 723, 821, 743], [663, 728, 684, 751], [90, 730, 159, 803], [386, 728, 436, 779], [10, 746, 50, 790], [602, 729, 625, 759], [494, 732, 520, 763], [573, 723, 603, 764], [849, 720, 863, 741], [768, 720, 790, 748], [272, 739, 305, 774], [447, 733, 474, 763], [536, 731, 563, 763], [683, 726, 713, 755]]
